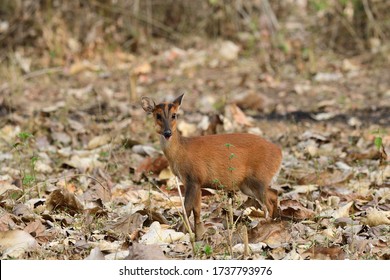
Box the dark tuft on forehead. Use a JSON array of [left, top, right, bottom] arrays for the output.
[[155, 103, 166, 111], [155, 102, 174, 110], [154, 102, 175, 117]]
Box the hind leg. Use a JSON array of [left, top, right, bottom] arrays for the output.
[[240, 177, 278, 219], [264, 187, 278, 218]]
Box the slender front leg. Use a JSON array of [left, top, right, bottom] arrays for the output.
[[181, 182, 205, 240], [192, 185, 205, 240]]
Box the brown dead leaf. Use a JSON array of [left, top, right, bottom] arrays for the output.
[[158, 167, 174, 181], [126, 242, 167, 260], [0, 181, 22, 200], [13, 203, 32, 217], [63, 154, 103, 173], [133, 62, 152, 75], [68, 60, 101, 75], [0, 230, 38, 259], [140, 221, 187, 244], [235, 92, 267, 112], [269, 247, 287, 260], [135, 155, 169, 179], [85, 247, 105, 260], [105, 213, 147, 235], [280, 199, 315, 220], [51, 131, 71, 145], [248, 221, 291, 248], [348, 149, 385, 162], [332, 201, 354, 219], [46, 188, 84, 215], [229, 103, 253, 126], [82, 182, 111, 203], [137, 208, 169, 225], [24, 220, 52, 243], [302, 246, 345, 260], [87, 134, 112, 149], [298, 169, 352, 186], [0, 213, 20, 231], [361, 208, 390, 226], [65, 182, 77, 194]]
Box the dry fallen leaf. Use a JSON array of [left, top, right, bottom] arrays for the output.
[[68, 60, 101, 75], [0, 213, 19, 231], [235, 92, 267, 112], [135, 155, 169, 179], [46, 188, 84, 215], [362, 208, 390, 226], [223, 103, 253, 131], [298, 170, 352, 186], [85, 247, 105, 260], [140, 221, 187, 245], [0, 230, 38, 259], [280, 199, 315, 220], [289, 184, 318, 195], [233, 242, 267, 254], [333, 201, 354, 219], [320, 201, 354, 219], [63, 154, 103, 173], [248, 221, 291, 248], [87, 134, 112, 149], [217, 40, 240, 62], [269, 247, 287, 260], [302, 246, 345, 260], [0, 180, 22, 200], [105, 213, 147, 235], [126, 243, 167, 260]]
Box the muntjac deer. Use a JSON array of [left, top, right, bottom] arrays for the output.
[[141, 94, 282, 240]]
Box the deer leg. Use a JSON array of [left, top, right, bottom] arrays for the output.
[[193, 185, 205, 240], [265, 187, 279, 219], [241, 177, 278, 219]]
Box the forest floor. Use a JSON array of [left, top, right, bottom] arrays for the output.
[[0, 38, 389, 260]]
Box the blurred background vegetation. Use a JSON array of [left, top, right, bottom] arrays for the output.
[[0, 0, 389, 71]]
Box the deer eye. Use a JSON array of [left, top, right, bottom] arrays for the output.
[[156, 113, 162, 120], [172, 113, 177, 120]]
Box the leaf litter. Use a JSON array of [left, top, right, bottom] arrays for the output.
[[0, 31, 389, 260]]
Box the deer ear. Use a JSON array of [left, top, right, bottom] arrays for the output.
[[141, 97, 155, 114], [173, 93, 184, 107]]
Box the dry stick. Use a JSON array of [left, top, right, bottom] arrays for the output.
[[174, 176, 196, 250], [362, 0, 386, 40], [227, 197, 234, 257], [150, 179, 196, 255], [260, 0, 279, 32], [335, 6, 365, 52], [35, 174, 109, 195], [242, 224, 249, 258], [22, 67, 63, 80]]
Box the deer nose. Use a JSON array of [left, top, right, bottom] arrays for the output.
[[163, 130, 172, 139]]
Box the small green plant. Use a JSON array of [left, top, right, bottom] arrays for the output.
[[17, 131, 33, 141], [374, 136, 382, 150], [212, 178, 224, 189], [372, 128, 386, 154], [203, 244, 213, 257], [12, 131, 38, 190]]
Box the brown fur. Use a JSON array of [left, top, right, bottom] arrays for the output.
[[141, 94, 282, 239]]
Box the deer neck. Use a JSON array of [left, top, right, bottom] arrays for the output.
[[159, 131, 186, 163]]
